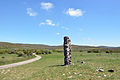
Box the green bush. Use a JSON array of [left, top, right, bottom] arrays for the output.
[[17, 51, 24, 57], [44, 50, 52, 54], [52, 49, 63, 53], [87, 51, 91, 53], [87, 50, 100, 53]]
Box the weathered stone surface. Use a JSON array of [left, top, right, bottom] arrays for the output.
[[108, 69, 114, 72], [96, 68, 104, 72], [64, 36, 72, 65], [77, 60, 85, 64]]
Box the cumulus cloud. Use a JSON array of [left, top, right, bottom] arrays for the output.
[[61, 26, 69, 30], [39, 19, 56, 26], [41, 2, 53, 10], [46, 19, 55, 26], [39, 22, 45, 26], [26, 8, 37, 16], [56, 32, 60, 35], [66, 8, 83, 17]]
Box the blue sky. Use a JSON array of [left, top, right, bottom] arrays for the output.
[[0, 0, 120, 46]]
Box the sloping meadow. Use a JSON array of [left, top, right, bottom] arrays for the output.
[[0, 52, 120, 80]]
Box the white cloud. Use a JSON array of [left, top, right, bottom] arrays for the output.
[[66, 8, 83, 17], [26, 8, 37, 16], [39, 19, 56, 26], [41, 2, 53, 10], [46, 19, 55, 26], [61, 26, 69, 30], [39, 22, 45, 26], [56, 32, 60, 35]]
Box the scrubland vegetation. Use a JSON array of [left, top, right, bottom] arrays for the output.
[[0, 49, 52, 65]]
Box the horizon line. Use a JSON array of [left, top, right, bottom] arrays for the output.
[[0, 41, 120, 47]]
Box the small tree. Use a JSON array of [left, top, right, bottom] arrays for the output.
[[17, 51, 24, 57], [87, 51, 91, 53]]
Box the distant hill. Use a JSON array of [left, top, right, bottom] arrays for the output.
[[0, 42, 100, 50], [0, 42, 51, 49], [0, 42, 119, 50], [98, 46, 120, 49]]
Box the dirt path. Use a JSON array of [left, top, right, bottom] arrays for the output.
[[0, 55, 41, 69]]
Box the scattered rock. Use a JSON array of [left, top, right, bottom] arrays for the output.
[[98, 76, 101, 78], [96, 68, 104, 72], [104, 75, 107, 77], [73, 72, 78, 75], [63, 74, 65, 75], [77, 61, 85, 64], [108, 69, 114, 72], [32, 53, 36, 55], [80, 61, 85, 64], [7, 69, 10, 72], [79, 74, 82, 76], [68, 76, 73, 79]]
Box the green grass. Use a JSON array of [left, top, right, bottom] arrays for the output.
[[0, 52, 120, 80], [0, 54, 35, 66]]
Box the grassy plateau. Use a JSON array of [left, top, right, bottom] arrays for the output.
[[0, 52, 120, 80]]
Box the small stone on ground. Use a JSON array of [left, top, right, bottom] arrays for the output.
[[68, 76, 73, 78], [108, 69, 114, 72], [96, 68, 104, 72]]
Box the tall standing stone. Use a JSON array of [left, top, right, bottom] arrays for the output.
[[64, 36, 72, 65]]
